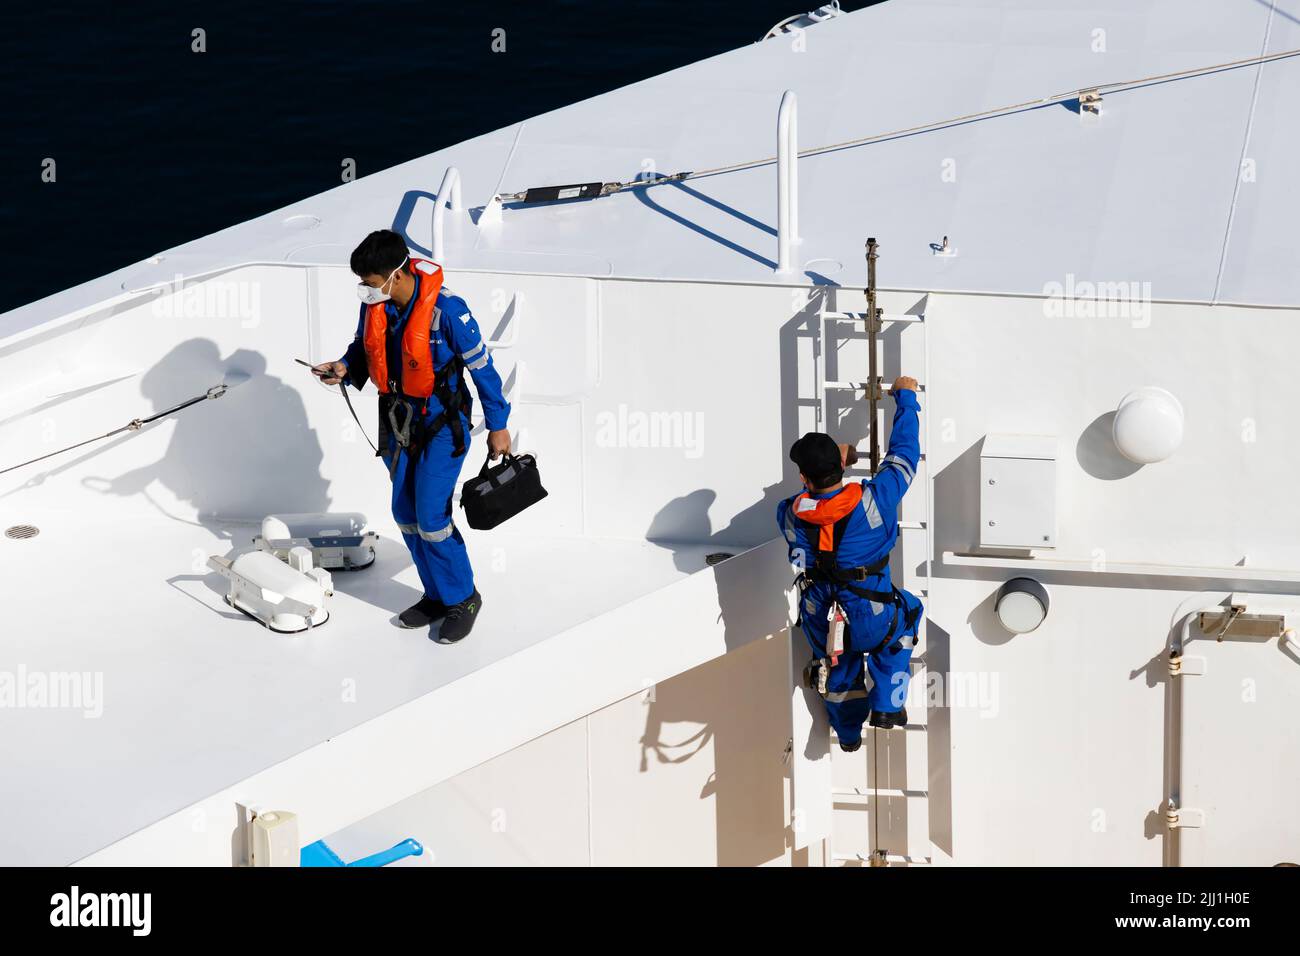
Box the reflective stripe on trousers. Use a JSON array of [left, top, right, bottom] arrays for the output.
[[825, 688, 869, 703], [396, 520, 454, 543], [387, 416, 476, 605]]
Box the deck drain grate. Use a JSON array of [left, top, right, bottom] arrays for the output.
[[4, 525, 39, 540]]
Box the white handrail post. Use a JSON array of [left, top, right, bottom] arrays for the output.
[[776, 91, 799, 274], [432, 166, 463, 264]]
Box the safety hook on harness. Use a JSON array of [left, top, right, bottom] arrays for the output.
[[385, 399, 416, 477]]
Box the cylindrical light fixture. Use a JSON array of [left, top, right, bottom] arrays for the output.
[[995, 577, 1051, 634]]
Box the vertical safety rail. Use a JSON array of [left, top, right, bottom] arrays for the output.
[[864, 238, 881, 471], [865, 240, 884, 866], [776, 91, 799, 274], [814, 240, 934, 867], [432, 166, 463, 264]]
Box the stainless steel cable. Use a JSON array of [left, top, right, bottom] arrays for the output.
[[503, 46, 1300, 203], [0, 383, 234, 477]]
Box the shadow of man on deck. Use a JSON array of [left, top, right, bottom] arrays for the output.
[[83, 339, 331, 531]]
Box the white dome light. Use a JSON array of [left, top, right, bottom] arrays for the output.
[[1112, 386, 1184, 464], [995, 578, 1050, 634]]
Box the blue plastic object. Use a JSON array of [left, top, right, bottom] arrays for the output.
[[300, 837, 424, 867]]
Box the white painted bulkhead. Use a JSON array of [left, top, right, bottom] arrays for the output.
[[318, 284, 1300, 867], [2, 262, 1297, 865]]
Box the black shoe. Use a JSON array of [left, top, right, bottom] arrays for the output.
[[839, 738, 862, 753], [436, 590, 482, 644], [398, 596, 446, 629], [868, 707, 908, 730]]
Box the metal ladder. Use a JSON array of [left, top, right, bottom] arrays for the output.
[[810, 261, 934, 867]]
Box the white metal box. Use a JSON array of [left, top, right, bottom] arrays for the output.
[[980, 434, 1057, 550]]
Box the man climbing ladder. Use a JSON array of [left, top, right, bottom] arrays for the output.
[[777, 376, 924, 752]]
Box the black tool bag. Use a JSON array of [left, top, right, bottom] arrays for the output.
[[460, 452, 548, 530]]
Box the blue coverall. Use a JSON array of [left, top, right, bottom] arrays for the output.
[[776, 389, 924, 745], [340, 274, 511, 606]]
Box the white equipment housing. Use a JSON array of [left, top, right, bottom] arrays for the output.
[[979, 434, 1058, 551], [253, 512, 378, 571], [208, 549, 333, 633], [249, 811, 300, 868]]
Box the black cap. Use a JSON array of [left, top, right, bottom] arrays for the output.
[[789, 432, 842, 486]]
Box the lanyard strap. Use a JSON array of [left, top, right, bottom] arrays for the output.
[[339, 381, 378, 453]]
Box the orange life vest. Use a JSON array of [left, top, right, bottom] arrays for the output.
[[362, 258, 445, 397], [791, 483, 864, 552]]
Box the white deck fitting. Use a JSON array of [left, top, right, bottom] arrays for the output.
[[0, 513, 716, 865]]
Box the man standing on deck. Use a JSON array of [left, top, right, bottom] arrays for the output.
[[777, 376, 924, 752], [312, 230, 511, 643]]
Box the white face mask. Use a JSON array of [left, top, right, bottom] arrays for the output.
[[356, 257, 408, 305]]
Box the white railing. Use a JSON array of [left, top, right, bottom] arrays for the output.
[[776, 91, 799, 274], [432, 166, 463, 264]]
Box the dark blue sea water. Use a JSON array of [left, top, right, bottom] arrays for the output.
[[1, 1, 876, 314]]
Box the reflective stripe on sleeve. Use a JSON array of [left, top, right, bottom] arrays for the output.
[[863, 491, 883, 529], [783, 506, 799, 543], [882, 454, 915, 484]]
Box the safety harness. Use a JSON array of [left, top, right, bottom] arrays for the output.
[[792, 485, 900, 608], [790, 484, 917, 699], [376, 358, 473, 476], [355, 259, 476, 474]]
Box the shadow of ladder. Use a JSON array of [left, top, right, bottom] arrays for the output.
[[815, 293, 934, 867]]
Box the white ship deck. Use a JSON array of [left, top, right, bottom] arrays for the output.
[[1, 513, 716, 865]]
